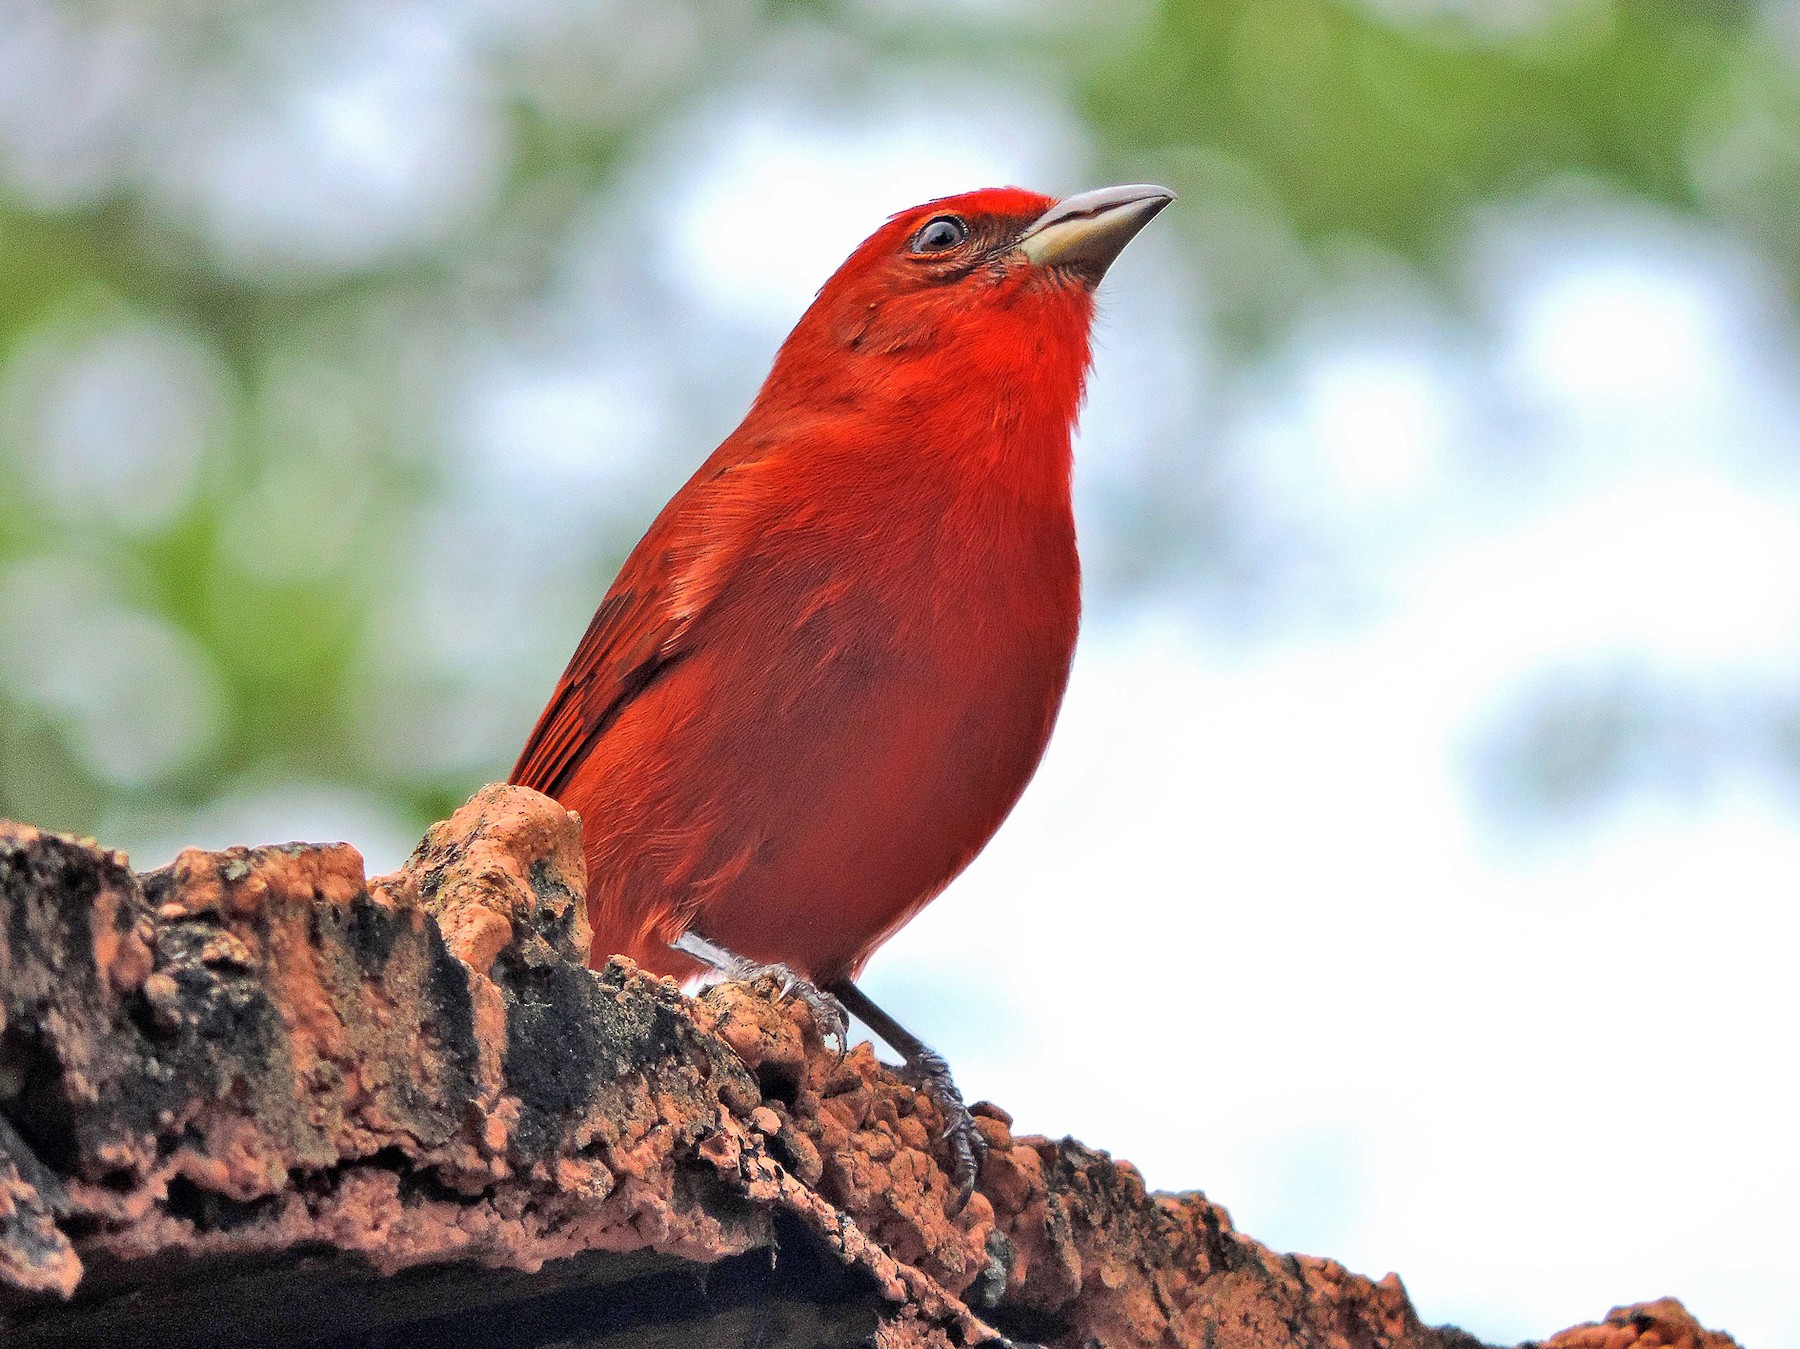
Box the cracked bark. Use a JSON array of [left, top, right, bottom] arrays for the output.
[[0, 787, 1742, 1349]]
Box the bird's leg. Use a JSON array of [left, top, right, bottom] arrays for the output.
[[824, 979, 985, 1213], [671, 931, 849, 1050]]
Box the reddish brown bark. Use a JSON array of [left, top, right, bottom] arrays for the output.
[[0, 788, 1739, 1349]]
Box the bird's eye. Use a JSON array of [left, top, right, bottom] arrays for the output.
[[910, 216, 968, 255]]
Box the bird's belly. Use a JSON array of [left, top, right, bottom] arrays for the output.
[[575, 602, 1073, 982], [703, 670, 1055, 978]]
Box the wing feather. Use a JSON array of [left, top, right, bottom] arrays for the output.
[[508, 453, 765, 797]]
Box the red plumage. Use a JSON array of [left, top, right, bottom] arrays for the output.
[[513, 184, 1166, 985]]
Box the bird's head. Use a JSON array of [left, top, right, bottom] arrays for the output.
[[752, 184, 1174, 431]]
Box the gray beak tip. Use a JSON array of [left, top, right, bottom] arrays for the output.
[[1017, 183, 1176, 284]]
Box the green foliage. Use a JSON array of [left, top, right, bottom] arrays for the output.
[[0, 0, 1795, 857]]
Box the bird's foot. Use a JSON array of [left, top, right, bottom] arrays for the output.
[[898, 1043, 986, 1213], [824, 978, 988, 1214], [746, 963, 850, 1050], [672, 931, 849, 1051]]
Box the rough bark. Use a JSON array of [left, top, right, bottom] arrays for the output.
[[0, 787, 1741, 1349]]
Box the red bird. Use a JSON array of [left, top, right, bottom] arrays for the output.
[[513, 183, 1172, 1193]]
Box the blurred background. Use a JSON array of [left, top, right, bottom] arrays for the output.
[[1, 0, 1796, 1342]]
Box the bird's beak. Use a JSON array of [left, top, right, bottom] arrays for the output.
[[1017, 183, 1175, 284]]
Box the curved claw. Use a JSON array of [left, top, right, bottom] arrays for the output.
[[740, 963, 850, 1054], [943, 1110, 987, 1214], [780, 974, 850, 1053], [901, 1046, 987, 1214]]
